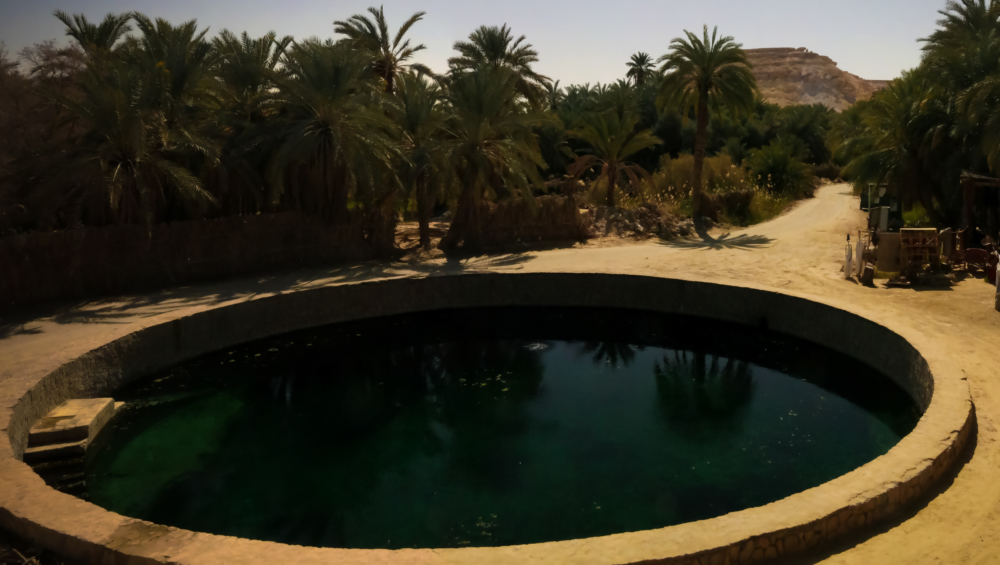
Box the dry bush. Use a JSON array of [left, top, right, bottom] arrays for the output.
[[480, 195, 592, 248], [650, 154, 750, 200]]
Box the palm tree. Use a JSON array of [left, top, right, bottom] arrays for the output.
[[962, 74, 1000, 171], [261, 40, 400, 225], [210, 30, 293, 215], [841, 70, 954, 226], [334, 6, 430, 95], [127, 15, 219, 132], [595, 79, 640, 119], [437, 66, 546, 252], [448, 24, 551, 107], [657, 26, 757, 225], [626, 52, 655, 87], [777, 104, 834, 164], [213, 30, 292, 123], [43, 59, 215, 226], [924, 1, 1000, 173], [53, 11, 131, 60], [392, 71, 447, 249], [567, 111, 661, 207], [545, 80, 564, 111], [922, 0, 1000, 52]]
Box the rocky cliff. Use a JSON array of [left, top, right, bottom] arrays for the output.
[[745, 48, 888, 111]]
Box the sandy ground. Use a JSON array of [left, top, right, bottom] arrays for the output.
[[1, 184, 998, 564]]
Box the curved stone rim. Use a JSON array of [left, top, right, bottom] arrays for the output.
[[0, 273, 974, 565]]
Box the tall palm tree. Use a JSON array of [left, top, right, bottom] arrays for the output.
[[545, 80, 564, 111], [127, 15, 219, 132], [42, 59, 216, 226], [626, 52, 655, 87], [53, 11, 131, 60], [392, 71, 447, 249], [657, 26, 756, 225], [962, 73, 1000, 171], [448, 24, 551, 107], [213, 30, 292, 123], [437, 66, 546, 252], [334, 6, 430, 95], [595, 79, 640, 119], [922, 0, 1000, 52], [841, 70, 953, 226], [924, 1, 1000, 173], [210, 30, 293, 215], [261, 40, 400, 225], [567, 111, 661, 207]]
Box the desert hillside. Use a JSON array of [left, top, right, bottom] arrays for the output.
[[745, 48, 888, 111]]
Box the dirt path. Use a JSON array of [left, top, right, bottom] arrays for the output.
[[1, 184, 998, 564]]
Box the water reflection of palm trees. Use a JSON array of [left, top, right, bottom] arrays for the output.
[[425, 341, 545, 486], [654, 351, 756, 434], [579, 341, 642, 368]]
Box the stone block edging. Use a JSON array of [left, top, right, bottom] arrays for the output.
[[0, 273, 974, 565]]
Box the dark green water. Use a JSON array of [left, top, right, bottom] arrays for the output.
[[85, 307, 920, 549]]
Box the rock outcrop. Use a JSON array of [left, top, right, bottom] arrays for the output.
[[745, 48, 888, 111]]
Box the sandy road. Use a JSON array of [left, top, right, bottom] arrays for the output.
[[1, 184, 998, 564]]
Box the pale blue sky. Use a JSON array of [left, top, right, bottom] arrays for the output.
[[0, 0, 948, 84]]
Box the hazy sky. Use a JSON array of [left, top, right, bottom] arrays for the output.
[[0, 0, 949, 85]]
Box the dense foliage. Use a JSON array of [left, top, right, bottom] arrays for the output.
[[0, 6, 861, 250], [831, 0, 1000, 228]]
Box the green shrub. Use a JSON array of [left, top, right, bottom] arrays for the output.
[[814, 162, 842, 180], [581, 152, 795, 228], [903, 203, 933, 228], [747, 140, 817, 197], [650, 154, 749, 199]]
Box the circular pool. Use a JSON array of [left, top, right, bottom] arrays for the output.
[[1, 274, 972, 565], [84, 306, 919, 549]]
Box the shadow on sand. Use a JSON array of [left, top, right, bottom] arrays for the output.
[[658, 226, 775, 251], [0, 250, 541, 340]]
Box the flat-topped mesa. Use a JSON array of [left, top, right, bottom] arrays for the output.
[[744, 47, 890, 111]]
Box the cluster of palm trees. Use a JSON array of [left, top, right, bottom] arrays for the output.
[[0, 8, 766, 247], [832, 0, 1000, 228]]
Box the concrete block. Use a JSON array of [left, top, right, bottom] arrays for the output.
[[28, 399, 115, 447]]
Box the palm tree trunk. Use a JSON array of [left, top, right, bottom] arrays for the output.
[[416, 176, 432, 249], [465, 187, 484, 252], [439, 178, 483, 254], [692, 95, 710, 225], [439, 182, 473, 252], [331, 158, 350, 226], [606, 164, 618, 207], [368, 189, 398, 256], [914, 172, 947, 228]]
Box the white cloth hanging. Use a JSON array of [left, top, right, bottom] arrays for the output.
[[845, 242, 854, 280]]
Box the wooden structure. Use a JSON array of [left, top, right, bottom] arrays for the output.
[[901, 228, 940, 267]]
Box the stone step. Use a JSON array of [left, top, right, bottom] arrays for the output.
[[35, 467, 85, 485], [29, 456, 85, 473], [58, 480, 88, 496], [23, 439, 87, 464], [28, 398, 115, 447]]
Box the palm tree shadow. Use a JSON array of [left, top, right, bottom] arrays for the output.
[[659, 226, 774, 251], [3, 251, 542, 331], [0, 321, 43, 340]]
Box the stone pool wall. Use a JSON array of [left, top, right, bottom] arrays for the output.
[[0, 273, 975, 565]]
